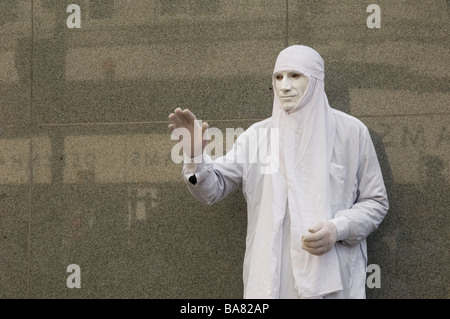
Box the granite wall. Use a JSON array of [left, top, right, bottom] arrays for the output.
[[0, 0, 448, 298]]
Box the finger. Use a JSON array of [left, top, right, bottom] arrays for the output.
[[302, 244, 326, 256], [308, 222, 324, 234], [302, 243, 320, 254], [175, 108, 192, 126], [302, 237, 324, 249], [169, 113, 184, 127], [302, 230, 324, 243], [182, 109, 197, 122], [171, 108, 183, 122], [168, 123, 176, 131], [310, 249, 327, 256], [202, 122, 210, 140]]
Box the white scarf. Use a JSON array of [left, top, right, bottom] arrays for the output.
[[246, 45, 343, 298]]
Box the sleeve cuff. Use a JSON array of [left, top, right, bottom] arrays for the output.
[[330, 215, 350, 242], [183, 151, 212, 184]]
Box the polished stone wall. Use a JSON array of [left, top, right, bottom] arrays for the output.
[[0, 0, 448, 298]]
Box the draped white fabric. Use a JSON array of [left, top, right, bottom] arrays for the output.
[[245, 45, 343, 298]]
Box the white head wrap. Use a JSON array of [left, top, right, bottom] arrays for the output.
[[246, 45, 343, 298]]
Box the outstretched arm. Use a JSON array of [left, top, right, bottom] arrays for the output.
[[169, 108, 243, 205]]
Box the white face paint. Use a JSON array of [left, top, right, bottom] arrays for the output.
[[274, 70, 309, 112]]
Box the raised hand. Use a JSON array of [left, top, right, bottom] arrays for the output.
[[169, 108, 209, 158]]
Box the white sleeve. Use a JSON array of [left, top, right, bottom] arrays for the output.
[[330, 129, 389, 246], [182, 136, 244, 206]]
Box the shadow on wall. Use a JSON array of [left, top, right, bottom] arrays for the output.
[[367, 132, 449, 298]]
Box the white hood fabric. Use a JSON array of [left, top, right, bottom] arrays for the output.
[[245, 45, 342, 298]]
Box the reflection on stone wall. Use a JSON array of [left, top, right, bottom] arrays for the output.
[[0, 0, 448, 298]]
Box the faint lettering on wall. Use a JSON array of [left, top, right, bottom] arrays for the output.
[[0, 137, 52, 185], [64, 134, 179, 184], [372, 119, 449, 184]]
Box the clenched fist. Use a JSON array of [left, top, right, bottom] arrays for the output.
[[302, 221, 338, 256]]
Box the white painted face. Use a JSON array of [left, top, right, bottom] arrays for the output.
[[274, 70, 309, 112]]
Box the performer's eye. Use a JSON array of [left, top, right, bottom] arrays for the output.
[[275, 74, 283, 80], [291, 73, 301, 79]]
